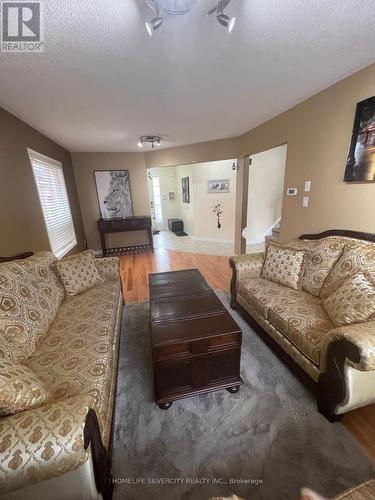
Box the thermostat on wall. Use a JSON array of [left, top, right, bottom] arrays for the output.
[[287, 188, 298, 196]]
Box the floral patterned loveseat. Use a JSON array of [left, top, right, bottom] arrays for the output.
[[230, 230, 375, 421], [0, 251, 123, 500]]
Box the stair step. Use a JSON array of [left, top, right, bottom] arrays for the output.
[[272, 227, 280, 236]]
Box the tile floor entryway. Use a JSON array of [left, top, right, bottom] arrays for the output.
[[153, 230, 265, 256]]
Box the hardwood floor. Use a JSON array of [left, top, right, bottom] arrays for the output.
[[120, 248, 375, 462]]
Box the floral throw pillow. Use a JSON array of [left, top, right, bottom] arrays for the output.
[[261, 243, 306, 290], [54, 250, 104, 296], [322, 272, 375, 328], [0, 360, 51, 416]]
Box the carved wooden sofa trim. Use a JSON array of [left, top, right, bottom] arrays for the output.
[[230, 230, 375, 422]]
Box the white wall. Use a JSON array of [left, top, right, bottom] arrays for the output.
[[189, 160, 236, 242], [147, 166, 179, 229], [149, 159, 236, 242], [244, 144, 287, 244]]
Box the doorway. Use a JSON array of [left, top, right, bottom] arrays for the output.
[[243, 144, 287, 247], [146, 160, 238, 255]]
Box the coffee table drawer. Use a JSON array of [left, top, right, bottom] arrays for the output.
[[156, 332, 241, 360]]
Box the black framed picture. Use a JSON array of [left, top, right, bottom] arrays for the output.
[[94, 170, 133, 219], [182, 176, 190, 203], [344, 96, 375, 182]]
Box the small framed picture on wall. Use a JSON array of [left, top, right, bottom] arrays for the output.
[[182, 176, 190, 203], [207, 179, 230, 193]]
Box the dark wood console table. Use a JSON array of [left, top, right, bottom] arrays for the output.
[[97, 216, 153, 256]]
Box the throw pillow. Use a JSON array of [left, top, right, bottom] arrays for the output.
[[54, 250, 104, 296], [0, 360, 51, 416], [261, 243, 306, 290], [322, 272, 375, 328], [321, 244, 375, 298]]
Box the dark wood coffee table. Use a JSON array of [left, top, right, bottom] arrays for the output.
[[149, 269, 243, 410]]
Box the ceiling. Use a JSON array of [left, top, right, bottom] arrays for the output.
[[0, 0, 374, 152]]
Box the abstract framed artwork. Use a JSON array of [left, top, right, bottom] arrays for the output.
[[94, 170, 134, 219], [344, 96, 375, 182], [182, 176, 190, 203], [207, 179, 230, 193]]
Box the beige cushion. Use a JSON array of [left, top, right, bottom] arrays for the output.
[[54, 251, 104, 297], [0, 359, 50, 416], [322, 272, 375, 328], [321, 244, 375, 298], [261, 243, 306, 290], [0, 252, 65, 363], [267, 295, 333, 365]]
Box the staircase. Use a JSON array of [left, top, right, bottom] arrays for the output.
[[265, 221, 280, 245]]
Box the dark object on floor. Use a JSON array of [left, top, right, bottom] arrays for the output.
[[152, 228, 160, 235], [174, 231, 188, 236], [168, 218, 184, 233], [112, 292, 375, 500], [148, 269, 243, 410]]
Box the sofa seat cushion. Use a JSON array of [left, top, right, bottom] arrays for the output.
[[237, 277, 313, 319], [268, 295, 334, 365], [26, 279, 123, 446], [0, 252, 65, 363]]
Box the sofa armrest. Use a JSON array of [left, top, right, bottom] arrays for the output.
[[321, 321, 375, 373], [95, 256, 120, 281], [0, 395, 91, 494], [230, 252, 265, 282]]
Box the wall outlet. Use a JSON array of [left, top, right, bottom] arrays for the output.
[[303, 196, 309, 208], [304, 181, 311, 192]]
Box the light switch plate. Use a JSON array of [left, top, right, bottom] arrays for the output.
[[303, 196, 309, 208], [304, 181, 311, 192]]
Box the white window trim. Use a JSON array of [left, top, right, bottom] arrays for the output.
[[28, 148, 77, 258]]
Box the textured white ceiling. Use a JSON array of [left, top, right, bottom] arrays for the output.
[[0, 0, 374, 152]]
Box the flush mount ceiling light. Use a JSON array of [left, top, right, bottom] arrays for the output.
[[138, 136, 162, 148], [144, 0, 236, 35], [207, 0, 236, 32]]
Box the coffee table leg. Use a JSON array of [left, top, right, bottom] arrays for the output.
[[227, 386, 240, 394], [158, 401, 173, 410]]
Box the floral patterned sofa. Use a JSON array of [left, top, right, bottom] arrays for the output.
[[0, 251, 123, 500], [230, 230, 375, 421]]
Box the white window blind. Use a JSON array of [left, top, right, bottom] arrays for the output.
[[28, 149, 77, 258]]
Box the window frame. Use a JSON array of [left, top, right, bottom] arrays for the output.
[[28, 148, 77, 258]]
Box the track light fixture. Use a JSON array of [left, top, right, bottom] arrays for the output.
[[145, 16, 163, 36], [138, 136, 162, 148], [144, 0, 236, 35]]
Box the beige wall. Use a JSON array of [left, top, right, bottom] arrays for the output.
[[70, 63, 375, 252], [71, 153, 150, 251], [0, 106, 85, 257], [239, 63, 375, 242]]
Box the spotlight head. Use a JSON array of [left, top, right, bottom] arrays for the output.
[[137, 140, 143, 148], [216, 13, 235, 31], [145, 16, 163, 36]]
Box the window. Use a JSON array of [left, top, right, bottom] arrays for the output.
[[28, 149, 77, 258]]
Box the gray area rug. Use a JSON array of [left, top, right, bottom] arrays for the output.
[[112, 291, 375, 500]]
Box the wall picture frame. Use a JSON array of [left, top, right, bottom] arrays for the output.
[[182, 176, 190, 203], [94, 170, 133, 219], [207, 179, 230, 193], [344, 96, 375, 182]]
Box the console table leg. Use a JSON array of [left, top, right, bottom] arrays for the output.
[[158, 402, 173, 410]]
